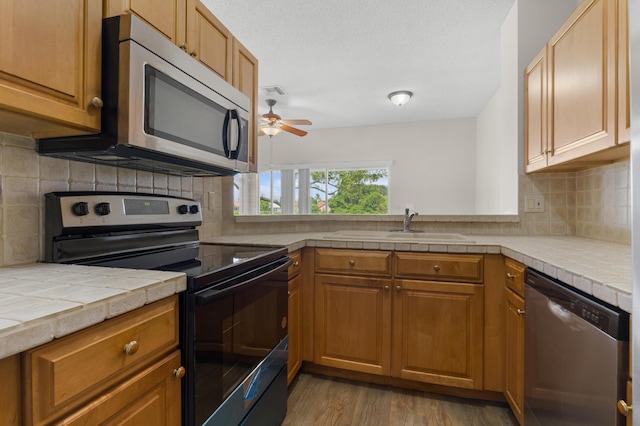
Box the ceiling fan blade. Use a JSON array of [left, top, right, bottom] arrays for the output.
[[280, 124, 307, 137], [281, 119, 312, 126]]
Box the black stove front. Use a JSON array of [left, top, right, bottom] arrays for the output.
[[44, 192, 290, 426]]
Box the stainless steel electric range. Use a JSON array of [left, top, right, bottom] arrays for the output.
[[44, 191, 290, 426]]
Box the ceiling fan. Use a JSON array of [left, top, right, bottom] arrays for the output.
[[259, 99, 312, 137]]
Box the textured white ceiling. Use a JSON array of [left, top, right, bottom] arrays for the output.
[[202, 0, 515, 130]]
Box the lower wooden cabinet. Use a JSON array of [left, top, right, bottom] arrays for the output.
[[0, 354, 21, 425], [314, 273, 392, 376], [313, 250, 486, 391], [22, 296, 182, 425], [504, 257, 525, 425], [505, 288, 525, 424], [392, 279, 484, 390], [287, 272, 303, 384], [58, 351, 182, 425]]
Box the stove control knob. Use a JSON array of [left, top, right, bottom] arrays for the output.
[[189, 204, 199, 214], [95, 202, 111, 216], [72, 201, 90, 216], [178, 204, 189, 214]]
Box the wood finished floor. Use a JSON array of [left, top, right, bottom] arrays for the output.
[[282, 373, 518, 426]]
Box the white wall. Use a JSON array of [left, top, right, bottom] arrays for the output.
[[258, 118, 477, 214], [475, 1, 519, 214]]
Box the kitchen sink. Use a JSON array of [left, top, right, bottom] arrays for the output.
[[324, 230, 474, 243]]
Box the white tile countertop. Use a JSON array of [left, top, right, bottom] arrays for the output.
[[0, 263, 186, 360], [0, 233, 630, 361], [204, 233, 632, 313]]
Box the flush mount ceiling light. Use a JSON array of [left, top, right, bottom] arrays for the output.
[[388, 90, 413, 106]]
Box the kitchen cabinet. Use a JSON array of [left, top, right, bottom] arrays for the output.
[[617, 0, 630, 144], [313, 249, 485, 390], [233, 38, 259, 172], [103, 0, 187, 47], [524, 0, 629, 172], [503, 258, 525, 425], [22, 296, 183, 425], [314, 249, 393, 375], [106, 0, 259, 172], [287, 250, 303, 384], [0, 354, 20, 425], [524, 46, 548, 173], [187, 0, 233, 82], [0, 0, 102, 138], [393, 252, 484, 390]]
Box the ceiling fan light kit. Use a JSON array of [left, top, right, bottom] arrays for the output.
[[262, 126, 282, 136], [259, 98, 312, 137], [388, 90, 413, 106]]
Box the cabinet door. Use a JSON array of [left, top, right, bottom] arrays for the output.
[[104, 0, 187, 48], [617, 0, 630, 144], [186, 0, 233, 82], [547, 0, 617, 166], [505, 289, 525, 425], [287, 273, 303, 385], [233, 38, 259, 172], [524, 46, 548, 173], [0, 355, 20, 426], [314, 274, 391, 376], [59, 351, 182, 426], [392, 279, 484, 390], [0, 0, 102, 137]]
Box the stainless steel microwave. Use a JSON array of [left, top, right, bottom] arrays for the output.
[[37, 14, 251, 176]]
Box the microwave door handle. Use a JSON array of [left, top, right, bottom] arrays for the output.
[[223, 109, 241, 160], [194, 258, 291, 305]]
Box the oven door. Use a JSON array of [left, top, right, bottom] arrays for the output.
[[182, 257, 290, 426]]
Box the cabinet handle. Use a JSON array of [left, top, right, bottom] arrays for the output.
[[293, 261, 299, 267], [396, 285, 402, 292], [618, 399, 632, 416], [349, 260, 355, 267], [173, 366, 186, 379], [179, 44, 187, 51], [506, 272, 516, 279], [190, 50, 197, 57], [433, 265, 440, 272], [384, 285, 390, 292], [91, 97, 103, 108], [288, 290, 291, 296], [517, 309, 525, 316], [123, 340, 139, 356]]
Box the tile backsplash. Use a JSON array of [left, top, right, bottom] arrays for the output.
[[0, 131, 220, 267], [0, 130, 631, 267]]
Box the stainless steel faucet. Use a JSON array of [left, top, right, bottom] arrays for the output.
[[402, 208, 418, 232]]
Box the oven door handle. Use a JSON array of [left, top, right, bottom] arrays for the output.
[[194, 257, 291, 304]]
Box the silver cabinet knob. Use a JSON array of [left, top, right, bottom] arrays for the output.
[[123, 340, 139, 356]]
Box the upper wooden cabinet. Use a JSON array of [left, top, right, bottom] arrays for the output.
[[104, 0, 187, 46], [187, 0, 233, 82], [0, 0, 102, 138], [525, 0, 629, 173], [233, 38, 259, 171], [617, 0, 630, 144], [524, 46, 548, 173]]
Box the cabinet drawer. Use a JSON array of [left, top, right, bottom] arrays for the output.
[[505, 258, 526, 297], [288, 250, 302, 279], [24, 296, 179, 425], [394, 252, 484, 283], [315, 248, 392, 277]]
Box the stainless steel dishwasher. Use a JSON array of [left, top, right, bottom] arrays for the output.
[[524, 268, 630, 426]]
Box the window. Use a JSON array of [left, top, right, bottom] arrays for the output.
[[234, 165, 389, 215]]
